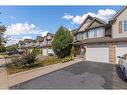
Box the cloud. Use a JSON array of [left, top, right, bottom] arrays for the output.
[[22, 36, 32, 39], [5, 22, 49, 46], [41, 31, 48, 37], [63, 14, 74, 19], [5, 22, 42, 36], [63, 9, 116, 24]]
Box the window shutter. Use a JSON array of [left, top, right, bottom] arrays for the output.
[[119, 21, 122, 33]]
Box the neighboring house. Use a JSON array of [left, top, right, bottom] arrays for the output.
[[73, 6, 127, 64], [41, 33, 55, 56], [18, 39, 34, 53], [18, 33, 55, 56]]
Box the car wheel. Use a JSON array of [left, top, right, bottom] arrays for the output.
[[123, 68, 127, 81]]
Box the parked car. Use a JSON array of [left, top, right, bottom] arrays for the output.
[[7, 50, 18, 55], [117, 56, 127, 80]]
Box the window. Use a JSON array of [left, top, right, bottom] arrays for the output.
[[94, 29, 97, 37], [83, 32, 87, 39], [124, 20, 127, 32], [88, 27, 104, 38], [77, 33, 83, 40]]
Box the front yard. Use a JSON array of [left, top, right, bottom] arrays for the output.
[[6, 56, 62, 74]]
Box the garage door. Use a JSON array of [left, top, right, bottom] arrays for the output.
[[86, 46, 109, 63], [42, 48, 48, 56], [116, 45, 127, 63]]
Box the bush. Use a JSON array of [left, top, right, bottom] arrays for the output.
[[32, 48, 41, 56], [61, 55, 73, 63], [11, 53, 37, 67], [0, 46, 6, 52], [39, 57, 61, 66], [6, 45, 18, 51], [52, 26, 73, 58]]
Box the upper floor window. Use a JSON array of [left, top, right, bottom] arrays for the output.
[[124, 20, 127, 32], [76, 33, 83, 40], [88, 27, 104, 38], [83, 32, 87, 39]]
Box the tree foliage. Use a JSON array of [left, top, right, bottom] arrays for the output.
[[6, 44, 18, 51], [0, 45, 6, 52], [0, 25, 6, 46], [52, 26, 73, 58]]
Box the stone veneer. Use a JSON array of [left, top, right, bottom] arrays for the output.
[[109, 43, 117, 64]]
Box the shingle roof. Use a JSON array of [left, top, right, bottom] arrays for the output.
[[75, 15, 107, 34], [73, 37, 127, 44]]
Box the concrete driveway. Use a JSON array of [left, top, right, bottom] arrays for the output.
[[10, 61, 127, 89]]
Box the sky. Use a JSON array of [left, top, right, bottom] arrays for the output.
[[0, 6, 122, 46]]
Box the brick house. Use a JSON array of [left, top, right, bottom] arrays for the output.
[[73, 6, 127, 64]]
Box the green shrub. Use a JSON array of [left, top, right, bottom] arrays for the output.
[[32, 48, 41, 56], [52, 26, 73, 58], [39, 57, 61, 66], [6, 45, 18, 51], [61, 55, 73, 63], [11, 53, 37, 67], [0, 46, 6, 52]]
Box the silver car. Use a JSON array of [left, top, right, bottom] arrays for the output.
[[118, 56, 127, 80]]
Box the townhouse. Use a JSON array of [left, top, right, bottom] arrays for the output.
[[41, 33, 55, 56], [73, 6, 127, 64], [18, 39, 35, 53], [18, 33, 55, 56]]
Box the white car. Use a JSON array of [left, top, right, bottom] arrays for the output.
[[118, 56, 127, 80]]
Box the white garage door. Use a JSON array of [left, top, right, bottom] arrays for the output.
[[42, 48, 48, 56], [116, 45, 127, 63], [86, 46, 109, 63]]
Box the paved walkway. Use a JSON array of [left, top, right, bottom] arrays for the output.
[[0, 55, 8, 89], [0, 55, 6, 66]]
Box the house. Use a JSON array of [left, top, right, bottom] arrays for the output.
[[73, 6, 127, 64], [41, 33, 55, 56], [18, 39, 34, 53]]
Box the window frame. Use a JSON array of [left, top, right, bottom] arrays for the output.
[[123, 20, 127, 32]]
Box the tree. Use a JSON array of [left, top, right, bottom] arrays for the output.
[[6, 44, 18, 51], [0, 25, 6, 46], [52, 26, 73, 58]]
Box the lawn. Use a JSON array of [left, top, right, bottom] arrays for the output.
[[6, 57, 62, 75]]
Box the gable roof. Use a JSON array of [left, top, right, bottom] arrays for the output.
[[36, 36, 44, 42], [75, 15, 107, 34], [76, 15, 94, 33], [112, 6, 127, 20], [46, 32, 55, 37]]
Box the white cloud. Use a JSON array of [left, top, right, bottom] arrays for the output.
[[63, 9, 116, 24], [41, 31, 48, 37], [22, 36, 32, 39], [5, 22, 42, 36], [63, 14, 74, 19], [5, 22, 50, 46]]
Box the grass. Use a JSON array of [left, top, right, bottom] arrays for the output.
[[6, 57, 62, 75], [6, 63, 42, 75]]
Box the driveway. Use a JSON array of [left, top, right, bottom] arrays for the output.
[[10, 61, 127, 89]]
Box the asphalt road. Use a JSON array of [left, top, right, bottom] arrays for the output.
[[10, 61, 127, 89]]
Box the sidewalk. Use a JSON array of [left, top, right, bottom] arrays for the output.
[[8, 58, 83, 87], [0, 55, 6, 67], [0, 55, 8, 89]]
